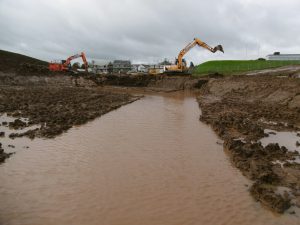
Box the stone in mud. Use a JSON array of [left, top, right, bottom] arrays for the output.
[[8, 133, 16, 139], [0, 142, 12, 163], [0, 132, 4, 137], [296, 141, 300, 147], [9, 119, 27, 129], [2, 121, 8, 126], [11, 111, 21, 117]]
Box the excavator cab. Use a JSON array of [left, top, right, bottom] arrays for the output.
[[182, 58, 187, 68]]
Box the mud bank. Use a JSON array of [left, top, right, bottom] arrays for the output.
[[0, 71, 209, 91], [0, 71, 96, 87], [0, 86, 138, 139], [89, 74, 208, 91], [197, 75, 300, 213]]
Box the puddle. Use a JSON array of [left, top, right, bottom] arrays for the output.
[[260, 129, 300, 153], [0, 113, 40, 153], [275, 186, 294, 198]]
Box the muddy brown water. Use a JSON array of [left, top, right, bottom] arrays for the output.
[[0, 92, 299, 225]]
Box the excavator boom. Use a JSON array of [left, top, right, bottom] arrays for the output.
[[165, 38, 224, 74]]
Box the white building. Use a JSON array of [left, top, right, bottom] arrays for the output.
[[131, 64, 149, 73], [148, 65, 168, 75], [266, 52, 300, 61], [91, 64, 109, 74]]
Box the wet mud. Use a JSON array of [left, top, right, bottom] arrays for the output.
[[0, 86, 139, 163], [198, 75, 300, 213], [1, 48, 300, 216], [0, 87, 138, 139], [89, 74, 208, 91]]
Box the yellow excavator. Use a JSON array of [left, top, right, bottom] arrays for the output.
[[165, 38, 224, 74]]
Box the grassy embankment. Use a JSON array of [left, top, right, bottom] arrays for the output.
[[193, 60, 300, 76], [0, 49, 47, 73]]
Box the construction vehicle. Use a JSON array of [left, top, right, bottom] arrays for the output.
[[165, 38, 224, 74], [49, 52, 88, 72]]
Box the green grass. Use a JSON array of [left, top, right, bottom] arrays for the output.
[[193, 60, 300, 76]]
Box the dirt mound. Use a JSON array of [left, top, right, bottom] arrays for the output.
[[198, 75, 300, 213], [9, 119, 27, 129], [16, 63, 49, 76], [0, 50, 47, 73], [199, 76, 300, 130]]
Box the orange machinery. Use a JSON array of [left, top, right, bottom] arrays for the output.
[[165, 38, 224, 74], [49, 52, 88, 72]]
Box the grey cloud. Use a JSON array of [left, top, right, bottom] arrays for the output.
[[0, 0, 299, 64]]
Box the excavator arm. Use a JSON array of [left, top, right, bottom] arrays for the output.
[[49, 52, 88, 72], [81, 52, 88, 71], [63, 52, 88, 72], [177, 38, 224, 70]]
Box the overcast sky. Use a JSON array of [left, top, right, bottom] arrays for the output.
[[1, 0, 300, 64]]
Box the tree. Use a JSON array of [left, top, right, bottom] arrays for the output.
[[72, 62, 80, 70], [159, 58, 172, 65], [107, 62, 113, 74]]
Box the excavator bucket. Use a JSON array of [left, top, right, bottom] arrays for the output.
[[214, 45, 224, 53]]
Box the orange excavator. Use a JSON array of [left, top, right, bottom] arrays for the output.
[[165, 38, 224, 74], [49, 52, 88, 72]]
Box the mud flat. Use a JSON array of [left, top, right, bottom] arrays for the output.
[[197, 75, 300, 213], [0, 86, 138, 139], [0, 86, 139, 163]]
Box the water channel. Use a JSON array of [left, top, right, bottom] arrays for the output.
[[0, 92, 298, 225]]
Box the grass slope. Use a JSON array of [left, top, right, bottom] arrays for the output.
[[193, 60, 300, 75], [0, 49, 47, 72]]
